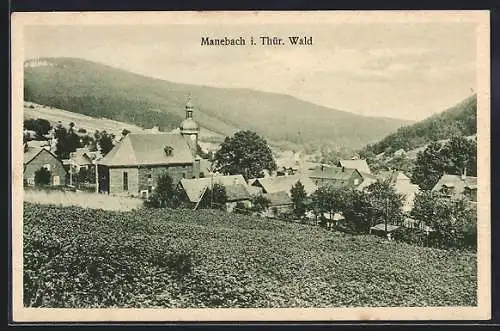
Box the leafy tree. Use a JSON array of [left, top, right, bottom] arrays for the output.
[[290, 181, 307, 219], [34, 167, 51, 186], [365, 181, 404, 227], [341, 189, 373, 232], [80, 135, 96, 150], [54, 123, 82, 159], [94, 130, 115, 156], [77, 167, 95, 184], [412, 137, 477, 191], [250, 195, 271, 213], [411, 141, 446, 190], [310, 185, 346, 221], [145, 172, 176, 208], [411, 191, 477, 249], [341, 182, 404, 233], [199, 183, 227, 210], [24, 118, 52, 137], [213, 130, 277, 180], [441, 136, 477, 176]]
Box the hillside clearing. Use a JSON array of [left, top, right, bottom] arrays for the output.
[[24, 203, 477, 308]]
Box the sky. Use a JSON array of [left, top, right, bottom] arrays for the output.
[[24, 21, 477, 121]]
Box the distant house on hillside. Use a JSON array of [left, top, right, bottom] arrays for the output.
[[337, 159, 371, 174], [309, 165, 363, 188], [376, 170, 421, 212], [432, 172, 477, 202], [180, 174, 253, 212], [24, 147, 67, 187], [98, 98, 204, 196], [251, 174, 317, 196]]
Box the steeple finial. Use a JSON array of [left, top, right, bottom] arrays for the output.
[[185, 93, 193, 119]]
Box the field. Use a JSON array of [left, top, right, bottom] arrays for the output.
[[23, 202, 477, 308], [23, 189, 143, 211]]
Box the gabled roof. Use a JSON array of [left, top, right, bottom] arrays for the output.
[[432, 174, 477, 195], [309, 166, 359, 181], [377, 170, 411, 184], [99, 133, 195, 167], [180, 174, 249, 203], [70, 149, 93, 166], [338, 159, 371, 174], [24, 147, 60, 166], [264, 191, 293, 206], [252, 175, 317, 195]]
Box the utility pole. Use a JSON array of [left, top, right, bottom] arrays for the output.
[[95, 162, 99, 194], [69, 163, 73, 186], [385, 196, 389, 238]]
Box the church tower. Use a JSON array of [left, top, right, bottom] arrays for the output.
[[180, 95, 200, 156]]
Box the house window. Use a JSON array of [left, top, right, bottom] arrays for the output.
[[440, 185, 453, 196], [164, 146, 174, 157], [354, 178, 360, 185], [182, 172, 186, 179], [123, 172, 129, 191], [43, 163, 51, 171]]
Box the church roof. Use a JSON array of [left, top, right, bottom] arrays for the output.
[[99, 133, 195, 167]]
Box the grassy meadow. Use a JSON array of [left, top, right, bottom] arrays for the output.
[[23, 202, 477, 308]]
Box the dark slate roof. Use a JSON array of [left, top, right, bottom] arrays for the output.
[[309, 166, 357, 180], [99, 133, 195, 167]]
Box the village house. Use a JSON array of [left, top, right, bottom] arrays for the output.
[[24, 146, 67, 187], [376, 170, 421, 213], [337, 159, 372, 174], [308, 164, 363, 188], [180, 174, 254, 212], [98, 98, 203, 197], [432, 171, 477, 202]]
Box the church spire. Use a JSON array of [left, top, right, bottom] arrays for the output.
[[185, 94, 193, 119]]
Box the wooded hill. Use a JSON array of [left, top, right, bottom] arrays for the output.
[[360, 94, 477, 157], [24, 57, 411, 149]]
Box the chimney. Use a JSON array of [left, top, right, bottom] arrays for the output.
[[461, 167, 467, 180]]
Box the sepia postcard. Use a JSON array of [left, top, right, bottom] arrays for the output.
[[11, 11, 491, 322]]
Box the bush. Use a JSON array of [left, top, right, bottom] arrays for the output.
[[34, 167, 51, 187], [411, 191, 477, 249]]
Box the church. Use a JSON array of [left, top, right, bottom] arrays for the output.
[[98, 97, 202, 197]]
